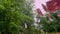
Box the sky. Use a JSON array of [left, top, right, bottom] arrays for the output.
[[34, 0, 50, 14]]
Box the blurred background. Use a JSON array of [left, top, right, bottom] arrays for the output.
[[0, 0, 60, 34]]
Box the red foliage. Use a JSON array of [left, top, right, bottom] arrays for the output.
[[36, 9, 43, 16], [46, 0, 60, 12]]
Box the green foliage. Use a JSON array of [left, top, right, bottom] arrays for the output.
[[40, 11, 60, 33], [0, 0, 33, 34]]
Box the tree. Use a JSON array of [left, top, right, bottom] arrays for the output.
[[0, 0, 33, 34], [40, 10, 60, 33]]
